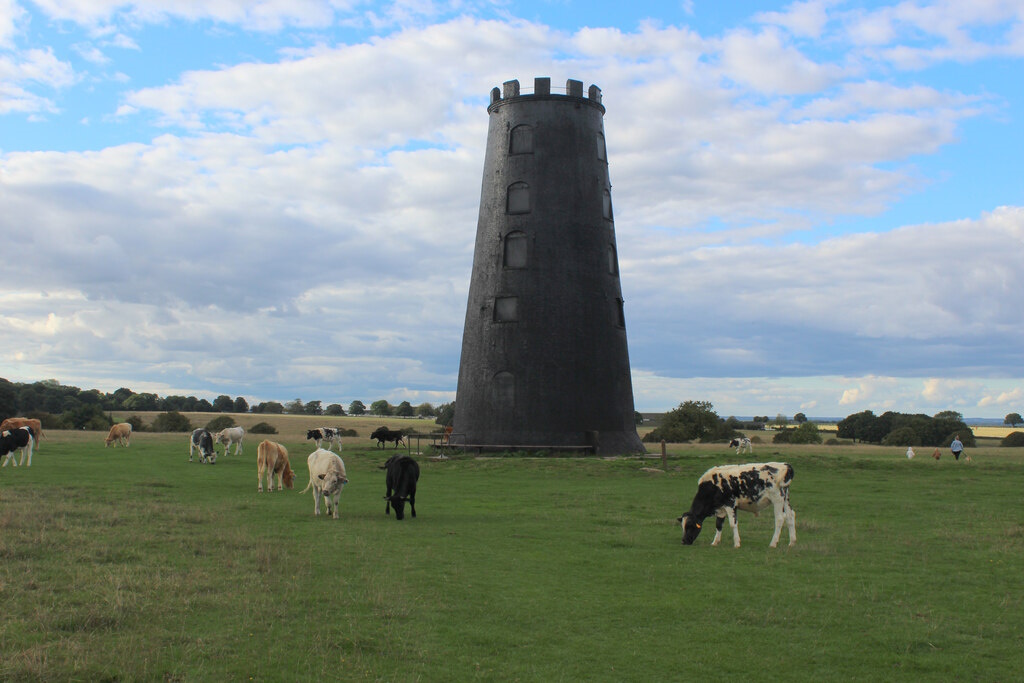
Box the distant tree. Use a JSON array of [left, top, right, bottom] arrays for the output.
[[642, 400, 735, 444], [195, 399, 214, 412], [125, 415, 146, 432], [395, 401, 414, 417], [205, 415, 236, 432], [111, 387, 135, 407], [635, 411, 645, 425], [348, 400, 367, 416], [325, 403, 346, 416], [752, 416, 769, 424], [152, 411, 192, 432], [254, 401, 284, 414], [416, 403, 436, 418], [124, 392, 161, 412], [1001, 432, 1024, 447], [882, 426, 920, 447], [212, 395, 234, 412], [934, 410, 963, 421], [233, 396, 249, 413], [435, 402, 455, 427], [303, 400, 324, 416], [793, 412, 807, 424], [66, 403, 112, 430], [774, 413, 789, 429], [249, 421, 278, 434], [0, 378, 17, 417], [285, 398, 305, 415], [837, 410, 877, 443], [1005, 413, 1023, 427], [370, 400, 392, 416]]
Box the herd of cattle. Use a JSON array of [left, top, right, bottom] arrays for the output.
[[4, 416, 793, 546]]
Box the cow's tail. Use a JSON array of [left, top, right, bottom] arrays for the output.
[[301, 476, 314, 494]]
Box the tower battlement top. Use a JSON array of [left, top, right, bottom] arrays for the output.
[[488, 77, 604, 113]]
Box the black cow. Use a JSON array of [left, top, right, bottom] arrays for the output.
[[382, 454, 419, 520], [371, 426, 405, 449], [189, 428, 216, 464], [1, 426, 35, 467], [306, 427, 343, 451]]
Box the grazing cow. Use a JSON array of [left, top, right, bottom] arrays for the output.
[[302, 448, 348, 518], [215, 426, 245, 457], [678, 462, 796, 548], [189, 428, 217, 464], [1, 426, 35, 467], [305, 427, 343, 451], [105, 422, 133, 447], [371, 426, 405, 449], [729, 437, 753, 455], [256, 440, 295, 492], [0, 418, 44, 449], [382, 454, 419, 520]]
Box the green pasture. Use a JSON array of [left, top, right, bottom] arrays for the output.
[[1, 432, 1022, 682]]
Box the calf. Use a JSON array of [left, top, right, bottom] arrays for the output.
[[189, 428, 217, 464], [729, 437, 752, 455], [256, 440, 295, 492], [1, 426, 35, 467], [678, 462, 795, 548], [105, 422, 133, 447], [215, 426, 245, 457], [302, 448, 348, 518], [0, 418, 44, 449], [382, 454, 419, 520], [371, 426, 405, 449], [306, 427, 343, 451]]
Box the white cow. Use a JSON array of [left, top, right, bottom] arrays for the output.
[[729, 437, 753, 455], [678, 462, 796, 548], [301, 448, 348, 519], [215, 426, 245, 457]]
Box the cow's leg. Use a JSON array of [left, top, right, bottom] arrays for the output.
[[711, 514, 725, 545], [770, 500, 785, 548], [330, 494, 339, 519], [409, 493, 416, 518], [784, 493, 796, 546], [1, 453, 10, 467], [726, 508, 741, 547]]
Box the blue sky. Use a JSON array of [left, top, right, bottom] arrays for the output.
[[1, 0, 1022, 419]]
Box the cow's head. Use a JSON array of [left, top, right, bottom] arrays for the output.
[[306, 430, 317, 440], [387, 494, 409, 520], [282, 467, 296, 489], [678, 514, 703, 545], [318, 471, 348, 496]]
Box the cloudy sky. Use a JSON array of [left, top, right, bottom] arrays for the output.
[[1, 0, 1022, 419]]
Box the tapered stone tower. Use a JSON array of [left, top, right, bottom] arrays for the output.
[[453, 77, 644, 455]]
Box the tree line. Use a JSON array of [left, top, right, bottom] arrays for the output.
[[642, 401, 999, 448], [0, 378, 453, 431]]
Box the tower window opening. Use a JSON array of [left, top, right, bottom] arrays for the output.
[[494, 296, 519, 322], [615, 298, 626, 328], [510, 125, 534, 155], [596, 132, 607, 161], [602, 189, 613, 220], [504, 231, 528, 268], [607, 244, 618, 275], [508, 182, 531, 215]]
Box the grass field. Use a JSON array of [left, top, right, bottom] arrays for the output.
[[2, 423, 1022, 682]]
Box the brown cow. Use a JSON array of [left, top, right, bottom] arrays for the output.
[[0, 417, 43, 449], [257, 440, 295, 492], [105, 422, 133, 447]]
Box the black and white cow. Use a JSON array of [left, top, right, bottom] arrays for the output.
[[189, 428, 217, 464], [371, 426, 405, 449], [306, 427, 343, 451], [729, 437, 753, 455], [1, 426, 35, 467], [382, 454, 419, 520], [678, 462, 795, 548]]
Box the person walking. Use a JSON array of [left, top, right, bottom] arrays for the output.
[[950, 435, 964, 461], [906, 446, 915, 459]]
